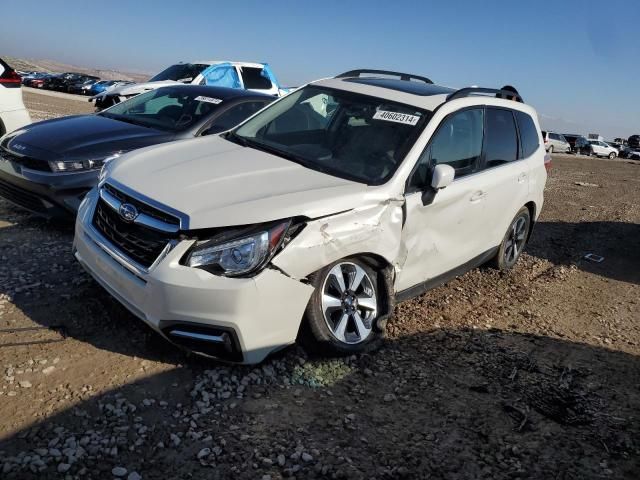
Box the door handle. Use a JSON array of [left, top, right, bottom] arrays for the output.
[[470, 190, 486, 202]]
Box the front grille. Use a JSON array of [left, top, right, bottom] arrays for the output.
[[0, 177, 47, 213], [0, 150, 50, 172], [103, 183, 180, 227], [92, 198, 175, 268]]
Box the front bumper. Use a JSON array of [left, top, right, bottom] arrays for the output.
[[73, 190, 314, 364], [0, 160, 98, 217]]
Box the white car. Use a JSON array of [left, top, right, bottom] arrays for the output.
[[92, 61, 288, 110], [73, 69, 548, 364], [0, 58, 31, 136], [588, 140, 618, 159]]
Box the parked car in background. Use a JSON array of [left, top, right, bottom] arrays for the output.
[[0, 58, 31, 136], [541, 131, 570, 153], [73, 70, 548, 363], [588, 140, 618, 159], [627, 135, 640, 150], [23, 73, 56, 88], [21, 72, 48, 85], [563, 134, 592, 155], [88, 80, 132, 96], [625, 148, 640, 160], [0, 85, 273, 217], [92, 61, 288, 110], [68, 78, 101, 95]]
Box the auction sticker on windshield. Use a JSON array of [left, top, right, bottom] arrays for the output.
[[195, 96, 223, 105], [373, 110, 420, 126]]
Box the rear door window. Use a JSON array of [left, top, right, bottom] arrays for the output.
[[484, 108, 519, 167], [514, 111, 540, 158]]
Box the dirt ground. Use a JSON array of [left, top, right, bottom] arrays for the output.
[[0, 92, 639, 479]]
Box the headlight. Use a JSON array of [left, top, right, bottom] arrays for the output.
[[49, 152, 124, 173], [185, 220, 293, 277]]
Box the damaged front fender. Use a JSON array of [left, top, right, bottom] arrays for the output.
[[272, 199, 406, 282]]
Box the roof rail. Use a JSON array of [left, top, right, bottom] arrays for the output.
[[335, 69, 433, 84], [447, 87, 524, 103]]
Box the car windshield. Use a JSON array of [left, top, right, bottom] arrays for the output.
[[231, 86, 430, 185], [99, 87, 225, 132], [149, 63, 209, 83]]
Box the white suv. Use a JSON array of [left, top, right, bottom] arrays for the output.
[[0, 58, 31, 136], [588, 140, 618, 159], [73, 69, 548, 364]]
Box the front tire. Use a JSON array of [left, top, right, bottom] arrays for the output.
[[300, 258, 384, 356], [488, 207, 531, 271], [608, 152, 616, 159]]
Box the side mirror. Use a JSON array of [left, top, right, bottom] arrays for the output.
[[431, 164, 455, 190]]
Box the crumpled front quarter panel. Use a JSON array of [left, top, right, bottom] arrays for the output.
[[272, 200, 406, 281]]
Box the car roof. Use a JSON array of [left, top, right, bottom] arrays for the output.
[[186, 60, 266, 69], [153, 84, 273, 100], [311, 75, 535, 114]]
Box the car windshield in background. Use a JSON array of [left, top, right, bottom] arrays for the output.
[[231, 86, 430, 185], [149, 63, 209, 83], [99, 87, 224, 132]]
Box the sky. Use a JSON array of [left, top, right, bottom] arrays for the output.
[[1, 0, 639, 139]]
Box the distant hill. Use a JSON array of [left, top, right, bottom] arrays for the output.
[[3, 56, 151, 83]]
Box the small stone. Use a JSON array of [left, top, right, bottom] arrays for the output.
[[197, 448, 211, 459], [262, 475, 272, 480], [57, 463, 71, 473], [112, 466, 127, 477], [277, 454, 286, 466], [127, 472, 142, 480], [170, 433, 181, 446], [383, 393, 396, 402], [262, 458, 273, 466], [301, 452, 313, 462], [42, 366, 56, 375], [19, 380, 32, 388]]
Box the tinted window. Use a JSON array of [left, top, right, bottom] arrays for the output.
[[485, 108, 518, 167], [515, 111, 540, 158], [409, 108, 483, 189], [101, 87, 228, 132], [550, 133, 559, 140], [149, 63, 209, 83], [208, 101, 268, 133], [241, 67, 272, 90]]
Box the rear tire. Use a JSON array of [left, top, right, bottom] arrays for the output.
[[300, 258, 385, 356], [488, 207, 531, 271]]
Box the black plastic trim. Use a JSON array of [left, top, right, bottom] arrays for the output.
[[395, 247, 498, 303], [447, 87, 524, 103]]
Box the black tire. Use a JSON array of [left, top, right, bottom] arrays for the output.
[[608, 152, 616, 159], [488, 207, 531, 271], [300, 257, 385, 356]]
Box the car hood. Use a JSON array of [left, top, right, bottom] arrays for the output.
[[5, 115, 172, 162], [107, 136, 372, 229], [98, 81, 180, 98]]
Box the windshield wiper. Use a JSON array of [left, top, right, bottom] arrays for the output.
[[225, 132, 309, 166]]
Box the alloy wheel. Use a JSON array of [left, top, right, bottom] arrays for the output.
[[321, 262, 377, 344], [503, 215, 528, 267]]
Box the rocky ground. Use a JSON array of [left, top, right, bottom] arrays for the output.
[[0, 92, 638, 479]]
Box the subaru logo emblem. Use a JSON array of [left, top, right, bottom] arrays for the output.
[[12, 144, 26, 151], [118, 203, 138, 222]]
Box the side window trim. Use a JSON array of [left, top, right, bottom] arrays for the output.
[[405, 105, 485, 194]]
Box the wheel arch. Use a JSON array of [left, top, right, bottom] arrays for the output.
[[346, 253, 396, 328], [524, 201, 537, 243]]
